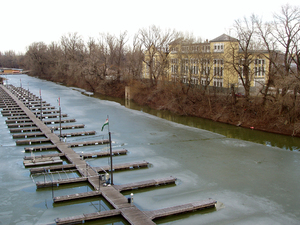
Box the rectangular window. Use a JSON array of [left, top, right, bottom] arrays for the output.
[[254, 58, 265, 77], [214, 43, 224, 52]]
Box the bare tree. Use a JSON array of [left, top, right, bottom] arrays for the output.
[[25, 42, 49, 77], [0, 50, 21, 68], [272, 4, 300, 81], [254, 16, 281, 105], [60, 32, 86, 82], [125, 36, 144, 80], [47, 42, 63, 80], [137, 25, 180, 86], [271, 4, 300, 123], [227, 15, 258, 99], [114, 31, 128, 81]]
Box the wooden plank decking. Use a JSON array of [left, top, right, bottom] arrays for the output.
[[81, 149, 127, 158], [16, 138, 51, 145], [95, 161, 149, 173], [24, 156, 63, 167], [53, 191, 102, 203], [13, 132, 45, 139], [36, 177, 88, 188], [114, 177, 177, 192], [67, 139, 109, 147], [24, 153, 65, 160], [59, 130, 96, 137], [30, 164, 76, 174], [144, 199, 217, 220], [24, 145, 57, 152], [55, 209, 122, 225]]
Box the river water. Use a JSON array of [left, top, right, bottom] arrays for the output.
[[1, 74, 300, 225]]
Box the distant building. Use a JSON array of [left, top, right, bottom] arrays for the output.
[[142, 34, 270, 91], [0, 68, 23, 74]]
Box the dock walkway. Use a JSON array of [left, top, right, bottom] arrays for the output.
[[0, 84, 217, 224]]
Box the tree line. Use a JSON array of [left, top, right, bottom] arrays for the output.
[[0, 4, 300, 135], [0, 4, 298, 93]]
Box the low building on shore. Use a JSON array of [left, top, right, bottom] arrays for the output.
[[0, 68, 23, 74]]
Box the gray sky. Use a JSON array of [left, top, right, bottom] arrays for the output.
[[1, 0, 299, 54]]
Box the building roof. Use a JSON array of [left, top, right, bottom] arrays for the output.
[[210, 34, 238, 42]]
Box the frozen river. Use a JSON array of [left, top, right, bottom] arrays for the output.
[[1, 75, 300, 225]]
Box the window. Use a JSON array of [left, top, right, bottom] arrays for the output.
[[213, 78, 223, 87], [213, 59, 224, 76], [171, 65, 178, 74], [190, 58, 199, 75], [201, 59, 210, 76], [213, 43, 224, 52], [171, 58, 178, 64], [170, 47, 178, 52], [171, 58, 178, 74], [254, 59, 265, 76]]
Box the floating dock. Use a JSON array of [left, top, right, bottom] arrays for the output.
[[0, 84, 217, 224], [24, 156, 63, 167]]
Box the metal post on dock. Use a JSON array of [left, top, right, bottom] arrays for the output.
[[39, 89, 42, 121], [131, 193, 134, 206], [27, 83, 29, 108], [101, 116, 112, 185], [58, 97, 61, 140], [99, 174, 101, 191], [109, 131, 113, 185]]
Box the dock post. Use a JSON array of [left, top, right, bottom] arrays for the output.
[[99, 174, 101, 191], [59, 106, 62, 140], [131, 193, 134, 206], [109, 132, 113, 185], [40, 89, 42, 121], [27, 85, 29, 108]]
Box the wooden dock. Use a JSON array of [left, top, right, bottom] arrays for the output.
[[81, 149, 127, 158], [59, 130, 96, 137], [24, 156, 63, 167], [36, 177, 88, 188], [30, 164, 76, 174], [24, 145, 58, 152], [16, 138, 51, 145], [55, 209, 122, 225], [24, 153, 65, 160], [95, 161, 149, 173], [53, 177, 176, 203], [144, 199, 217, 220], [13, 132, 45, 139], [55, 199, 216, 225], [6, 118, 32, 124], [31, 161, 149, 186], [114, 177, 177, 192], [67, 139, 109, 147], [53, 191, 102, 203], [1, 84, 217, 225]]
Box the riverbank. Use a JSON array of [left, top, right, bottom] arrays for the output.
[[41, 75, 300, 138], [128, 81, 300, 138]]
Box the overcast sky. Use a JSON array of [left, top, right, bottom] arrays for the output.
[[1, 0, 299, 54]]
